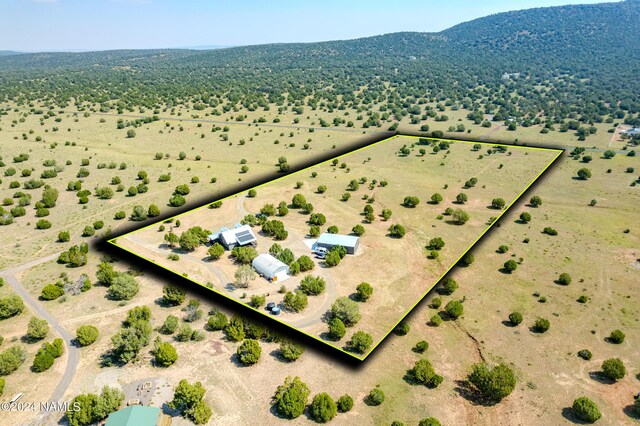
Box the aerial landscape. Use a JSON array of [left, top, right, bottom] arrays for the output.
[[0, 0, 638, 425]]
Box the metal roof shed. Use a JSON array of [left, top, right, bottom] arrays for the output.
[[252, 253, 290, 281], [314, 233, 360, 254]]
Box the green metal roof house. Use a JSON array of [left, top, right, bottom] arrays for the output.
[[105, 405, 170, 426]]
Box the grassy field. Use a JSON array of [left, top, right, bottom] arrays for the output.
[[0, 100, 638, 426]]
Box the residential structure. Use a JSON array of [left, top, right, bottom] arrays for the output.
[[209, 224, 257, 249]]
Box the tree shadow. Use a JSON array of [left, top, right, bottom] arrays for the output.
[[623, 403, 640, 420], [560, 407, 591, 424], [588, 371, 616, 384], [453, 380, 499, 407], [501, 320, 517, 328], [498, 268, 514, 274], [228, 352, 252, 368]]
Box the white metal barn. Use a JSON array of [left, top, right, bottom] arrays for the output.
[[252, 254, 290, 282], [314, 233, 360, 254]]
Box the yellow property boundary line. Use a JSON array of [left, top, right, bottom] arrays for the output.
[[108, 134, 563, 361]]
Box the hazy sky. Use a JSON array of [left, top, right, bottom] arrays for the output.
[[1, 0, 611, 52]]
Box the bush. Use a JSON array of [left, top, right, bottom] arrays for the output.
[[413, 340, 429, 353], [440, 277, 458, 295], [356, 282, 373, 301], [533, 317, 550, 333], [206, 311, 227, 331], [0, 295, 24, 320], [36, 219, 52, 229], [347, 331, 373, 354], [0, 345, 27, 375], [299, 275, 325, 296], [601, 358, 625, 381], [162, 284, 186, 306], [403, 196, 420, 207], [445, 300, 464, 319], [388, 224, 406, 238], [498, 245, 509, 253], [40, 283, 64, 301], [336, 394, 353, 412], [491, 198, 506, 209], [160, 315, 179, 335], [430, 314, 443, 327], [31, 347, 55, 372], [419, 418, 441, 426], [154, 341, 178, 366], [458, 253, 475, 267], [608, 329, 625, 344], [503, 260, 518, 273], [394, 321, 410, 336], [577, 168, 592, 180], [273, 376, 310, 419], [280, 340, 305, 361], [468, 363, 516, 402], [452, 209, 470, 225], [310, 393, 337, 423], [427, 237, 445, 251], [352, 224, 365, 236], [557, 273, 572, 285], [365, 388, 385, 406], [508, 312, 523, 326], [106, 273, 139, 301], [297, 255, 315, 272], [543, 227, 558, 236], [169, 380, 211, 425], [26, 316, 49, 341], [331, 297, 360, 326], [328, 317, 346, 339], [519, 212, 532, 222], [283, 291, 308, 312], [572, 397, 602, 423], [578, 349, 592, 360], [76, 325, 99, 346], [82, 226, 95, 237], [411, 358, 442, 388]]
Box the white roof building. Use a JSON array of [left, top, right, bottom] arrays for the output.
[[252, 254, 290, 282], [212, 224, 256, 249]]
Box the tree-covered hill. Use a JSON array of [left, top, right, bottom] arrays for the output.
[[0, 1, 638, 124]]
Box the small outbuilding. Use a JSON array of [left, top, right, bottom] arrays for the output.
[[252, 253, 290, 282], [314, 233, 360, 255], [211, 224, 257, 249], [105, 406, 170, 426]]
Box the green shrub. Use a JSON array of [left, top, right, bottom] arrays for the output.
[[572, 396, 602, 423], [468, 363, 516, 402], [337, 394, 353, 412], [601, 358, 625, 381], [310, 393, 337, 423], [578, 349, 592, 360], [273, 376, 309, 419], [76, 325, 99, 346], [508, 312, 523, 326], [533, 317, 550, 333], [365, 388, 385, 406], [608, 329, 625, 344]]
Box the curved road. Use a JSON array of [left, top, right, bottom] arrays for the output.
[[0, 252, 80, 417]]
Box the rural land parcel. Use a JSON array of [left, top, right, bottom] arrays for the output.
[[111, 135, 562, 359]]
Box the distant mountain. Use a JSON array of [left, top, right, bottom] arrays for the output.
[[0, 1, 638, 118], [0, 51, 22, 57]]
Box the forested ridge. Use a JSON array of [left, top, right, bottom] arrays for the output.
[[1, 1, 639, 126]]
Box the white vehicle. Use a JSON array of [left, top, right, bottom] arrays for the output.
[[314, 247, 328, 258]]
